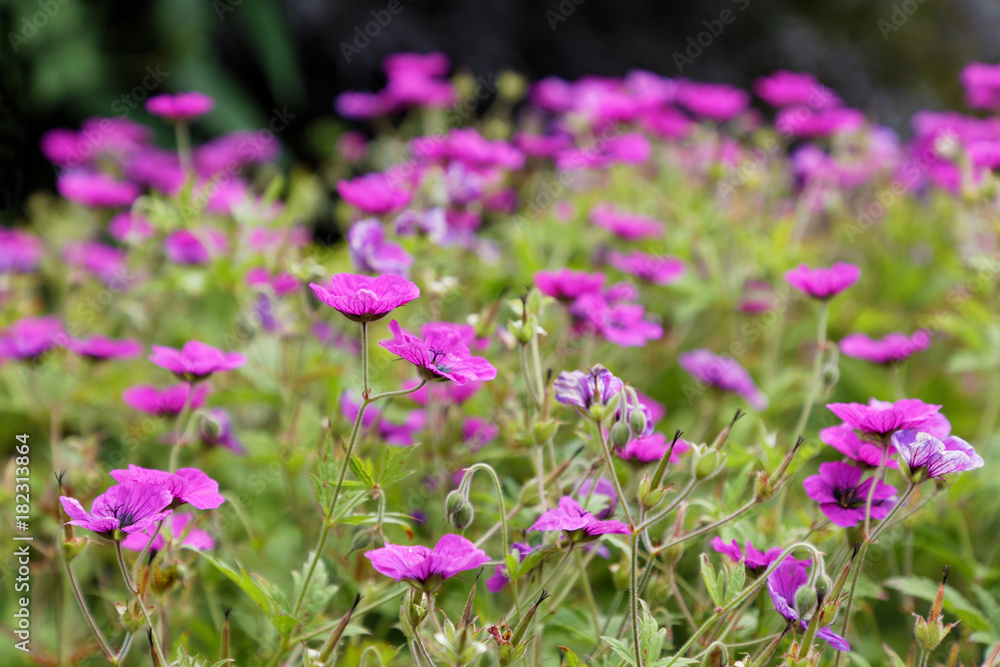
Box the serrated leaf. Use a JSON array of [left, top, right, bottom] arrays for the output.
[[600, 636, 636, 667], [559, 646, 582, 667], [194, 551, 285, 620], [290, 550, 340, 626], [725, 561, 746, 606], [700, 554, 724, 608], [349, 455, 375, 489], [378, 446, 416, 487]]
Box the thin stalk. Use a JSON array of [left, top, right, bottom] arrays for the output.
[[116, 543, 165, 665], [832, 542, 869, 667], [653, 497, 758, 551], [61, 557, 115, 662], [131, 520, 165, 583], [519, 343, 541, 406], [637, 479, 698, 532], [175, 121, 193, 176], [629, 531, 642, 667], [167, 388, 196, 473], [464, 463, 509, 556], [574, 550, 602, 638], [868, 483, 917, 543], [595, 422, 635, 528], [791, 301, 829, 441], [863, 444, 891, 538]]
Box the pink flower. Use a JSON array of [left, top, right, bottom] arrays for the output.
[[164, 229, 228, 265], [776, 107, 865, 138], [58, 172, 139, 208], [199, 408, 245, 455], [607, 251, 685, 285], [463, 417, 498, 452], [60, 482, 173, 538], [365, 534, 490, 587], [803, 461, 895, 528], [826, 398, 946, 439], [677, 82, 749, 122], [337, 173, 412, 214], [310, 273, 420, 323], [146, 92, 215, 121], [109, 212, 154, 244], [68, 335, 142, 360], [784, 262, 860, 299], [109, 465, 225, 510], [246, 268, 301, 296], [589, 203, 664, 240], [63, 241, 128, 286], [0, 316, 65, 361], [535, 269, 606, 302], [820, 424, 899, 469], [529, 496, 630, 538], [335, 91, 389, 119], [753, 71, 840, 109], [148, 340, 245, 381], [711, 537, 782, 571], [380, 320, 497, 385], [616, 432, 690, 464], [839, 330, 931, 365], [121, 513, 215, 552], [961, 63, 1000, 111], [122, 383, 210, 417], [0, 229, 43, 274], [569, 292, 663, 347], [891, 430, 984, 480], [348, 219, 413, 276], [679, 349, 768, 410], [401, 378, 483, 405]]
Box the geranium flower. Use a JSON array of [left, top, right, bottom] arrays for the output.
[[340, 391, 425, 447], [310, 273, 420, 323], [109, 465, 225, 510], [589, 203, 664, 240], [616, 433, 690, 464], [463, 417, 498, 452], [961, 63, 1000, 111], [0, 316, 65, 361], [164, 229, 228, 265], [146, 92, 215, 121], [607, 251, 685, 285], [148, 340, 245, 381], [122, 383, 210, 417], [486, 542, 536, 593], [753, 71, 840, 109], [63, 241, 128, 286], [337, 172, 412, 214], [569, 292, 664, 347], [679, 349, 768, 410], [767, 557, 850, 651], [573, 478, 619, 520], [535, 269, 606, 302], [676, 82, 749, 122], [839, 330, 931, 365], [826, 398, 946, 440], [553, 365, 624, 412], [890, 430, 984, 482], [401, 377, 483, 405], [784, 262, 861, 300], [0, 229, 43, 274], [379, 320, 497, 385], [803, 462, 895, 528], [199, 408, 245, 455], [58, 172, 139, 208], [68, 335, 142, 361], [109, 211, 154, 244], [364, 534, 490, 589], [60, 482, 173, 539], [711, 537, 782, 572], [529, 496, 630, 538], [122, 513, 215, 552], [820, 424, 898, 469], [348, 219, 413, 276]]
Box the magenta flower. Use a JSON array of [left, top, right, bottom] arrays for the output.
[[711, 537, 782, 572], [199, 408, 245, 455], [535, 268, 606, 302], [589, 203, 664, 240], [109, 212, 154, 244], [402, 378, 482, 405], [109, 465, 225, 510], [60, 482, 173, 539], [0, 316, 65, 361], [767, 557, 850, 651], [164, 229, 228, 265], [776, 107, 865, 138], [890, 430, 984, 481], [364, 534, 490, 588], [961, 63, 1000, 111], [616, 432, 690, 464], [122, 383, 209, 417], [679, 349, 768, 410], [569, 292, 664, 347], [348, 219, 413, 277], [826, 398, 946, 440], [340, 391, 425, 447], [553, 365, 624, 412], [820, 424, 898, 469], [676, 82, 750, 122], [529, 496, 630, 538], [803, 462, 896, 528], [486, 542, 536, 593], [0, 229, 43, 274], [573, 477, 619, 520], [122, 513, 215, 552], [64, 241, 128, 286], [310, 273, 420, 323], [380, 320, 497, 385], [607, 251, 685, 285], [58, 172, 139, 208], [753, 71, 840, 109], [246, 268, 301, 297], [148, 340, 245, 381], [839, 330, 931, 365], [463, 417, 498, 452], [739, 280, 774, 313], [68, 335, 142, 361], [784, 262, 861, 300], [146, 92, 215, 121], [337, 173, 412, 215]]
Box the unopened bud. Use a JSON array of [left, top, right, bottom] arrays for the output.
[[660, 543, 684, 566], [532, 421, 558, 445], [814, 574, 833, 604], [449, 503, 475, 530], [115, 599, 146, 633], [638, 475, 664, 508], [498, 643, 526, 666], [628, 407, 648, 436], [445, 490, 466, 516], [611, 422, 632, 449], [754, 472, 774, 502], [794, 584, 818, 616], [350, 529, 373, 553], [694, 450, 725, 481], [200, 412, 223, 440], [525, 288, 543, 317], [62, 537, 88, 562], [588, 403, 607, 422], [151, 563, 180, 595]]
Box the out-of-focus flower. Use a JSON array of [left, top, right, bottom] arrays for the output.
[[569, 291, 664, 347], [739, 280, 774, 313], [826, 398, 946, 440], [803, 461, 895, 528], [121, 512, 215, 552], [775, 107, 865, 138], [401, 378, 483, 405], [767, 557, 850, 651], [340, 391, 425, 447], [784, 262, 861, 300], [820, 424, 898, 469], [486, 542, 536, 593], [463, 417, 498, 452], [199, 408, 245, 455], [839, 330, 931, 365], [58, 172, 139, 208], [529, 496, 630, 537], [679, 349, 768, 410], [0, 229, 43, 274], [535, 268, 605, 302], [310, 273, 420, 323], [164, 229, 228, 265], [380, 320, 497, 385], [122, 383, 209, 417], [364, 534, 490, 588], [573, 477, 619, 520], [961, 63, 1000, 111], [148, 340, 245, 381], [589, 203, 664, 240], [60, 482, 173, 539], [891, 430, 983, 482], [68, 335, 142, 361], [607, 251, 684, 285], [146, 92, 215, 121], [0, 316, 65, 361], [753, 71, 841, 109], [109, 465, 225, 510], [63, 241, 128, 286], [711, 537, 782, 572], [337, 172, 412, 214], [348, 219, 413, 276], [108, 212, 154, 244], [676, 82, 749, 122]]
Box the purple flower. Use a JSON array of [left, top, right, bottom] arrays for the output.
[[122, 383, 209, 417], [961, 63, 1000, 111], [58, 172, 139, 208], [767, 557, 850, 651], [820, 424, 898, 469], [573, 477, 619, 520], [553, 365, 624, 412], [60, 482, 173, 539], [753, 71, 840, 109], [803, 462, 896, 528], [679, 349, 768, 410], [148, 340, 246, 381], [0, 229, 43, 274], [776, 107, 866, 138], [589, 203, 665, 240], [340, 390, 425, 447], [146, 92, 215, 121], [348, 219, 413, 277], [569, 293, 664, 347], [617, 432, 690, 465], [535, 269, 606, 302], [199, 408, 245, 455], [529, 496, 630, 538], [711, 537, 782, 572], [310, 273, 420, 323], [122, 512, 215, 552], [337, 173, 412, 215], [380, 320, 497, 385], [463, 417, 498, 452], [607, 251, 685, 285], [364, 534, 490, 588], [826, 398, 945, 440], [68, 335, 142, 361], [839, 330, 931, 365], [164, 229, 228, 265], [677, 82, 750, 122], [891, 430, 984, 481], [64, 242, 129, 286], [109, 465, 225, 510], [0, 316, 65, 361], [402, 377, 482, 405], [108, 212, 154, 244], [486, 542, 536, 593], [784, 262, 861, 300]]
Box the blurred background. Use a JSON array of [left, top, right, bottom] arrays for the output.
[[2, 0, 999, 215]]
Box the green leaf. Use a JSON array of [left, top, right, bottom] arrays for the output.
[[193, 551, 285, 620], [700, 554, 724, 608], [505, 553, 520, 580], [601, 636, 636, 667], [559, 647, 582, 667], [884, 576, 990, 631], [378, 446, 416, 487], [290, 551, 340, 627], [349, 455, 375, 489], [725, 561, 746, 606]]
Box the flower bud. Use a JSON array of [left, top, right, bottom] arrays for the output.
[[532, 420, 558, 445], [115, 599, 146, 633], [821, 362, 840, 391], [151, 563, 181, 595], [200, 412, 223, 441], [660, 543, 684, 566], [611, 558, 630, 590], [610, 421, 632, 449], [588, 403, 607, 422], [449, 503, 475, 530], [814, 574, 832, 602], [349, 529, 373, 553], [794, 584, 818, 616], [62, 537, 88, 562], [445, 490, 466, 516], [498, 643, 527, 666], [628, 407, 648, 437], [525, 288, 543, 317], [754, 472, 774, 502], [693, 450, 725, 481], [638, 475, 664, 509]]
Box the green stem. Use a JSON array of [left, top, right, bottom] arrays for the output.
[[863, 444, 891, 539], [62, 556, 115, 662], [637, 479, 698, 532], [595, 422, 635, 529], [629, 531, 642, 667], [868, 483, 917, 544], [832, 542, 869, 667], [131, 519, 165, 584], [168, 388, 196, 473], [463, 463, 509, 556], [175, 121, 193, 176], [792, 301, 829, 441], [116, 543, 165, 665], [575, 550, 602, 638]]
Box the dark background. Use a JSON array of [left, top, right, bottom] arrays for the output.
[[2, 0, 998, 215]]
